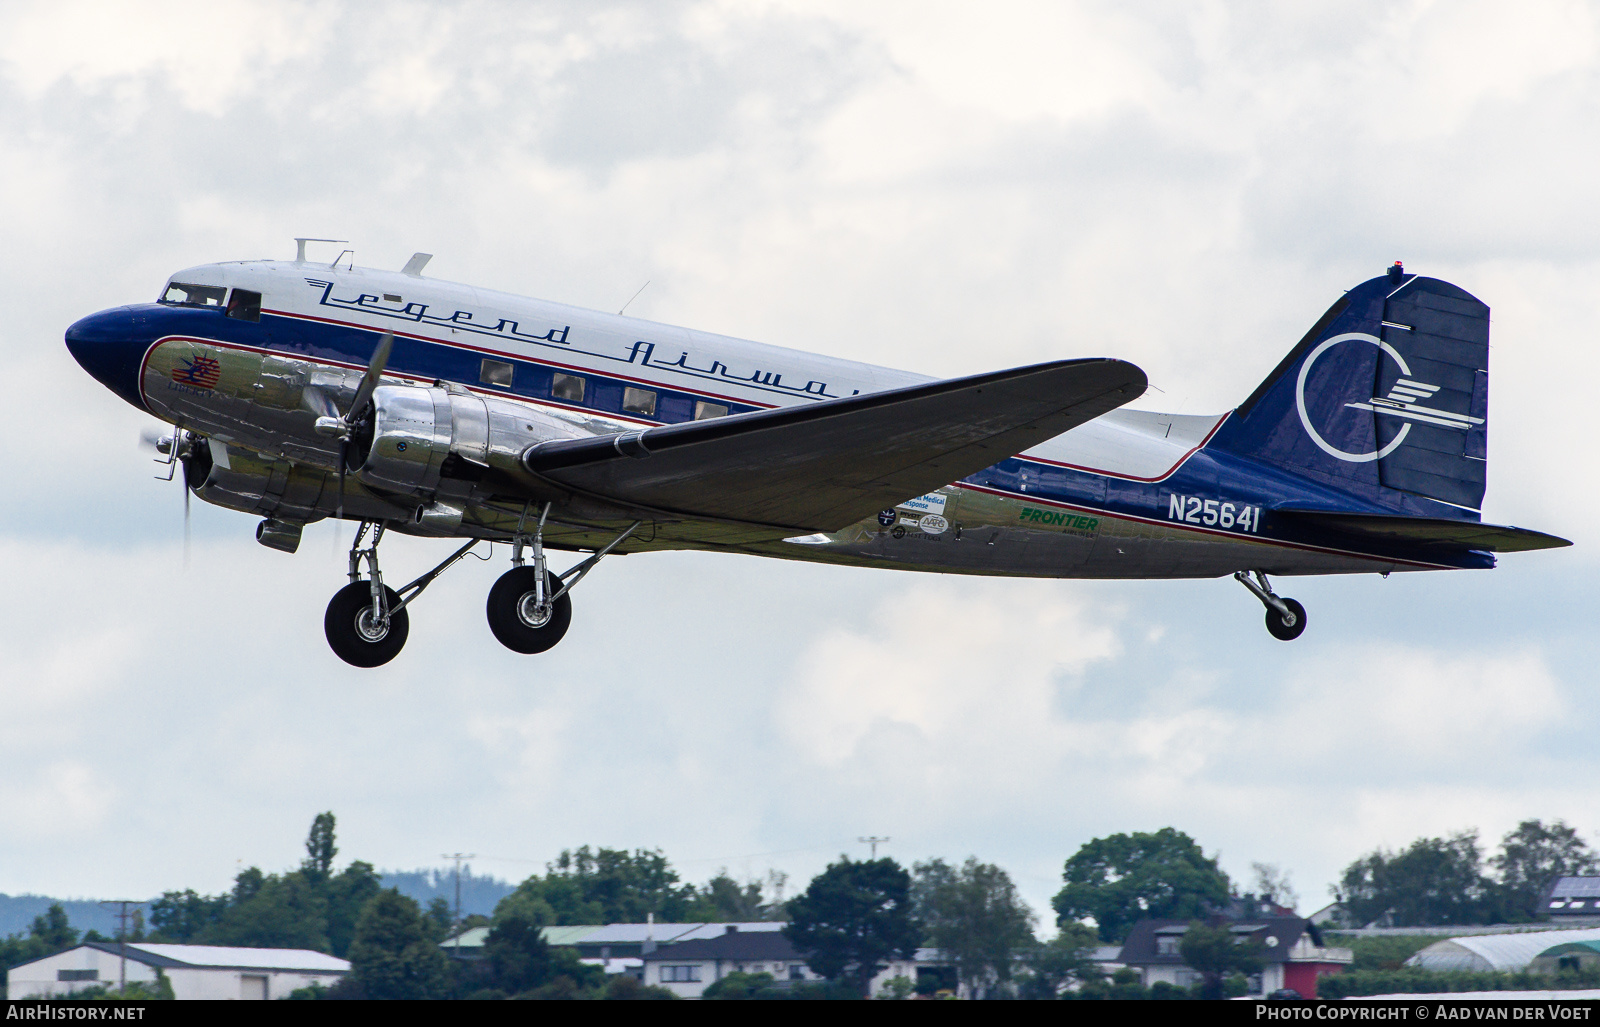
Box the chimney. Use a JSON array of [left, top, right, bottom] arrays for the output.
[[643, 911, 656, 955], [725, 925, 739, 934]]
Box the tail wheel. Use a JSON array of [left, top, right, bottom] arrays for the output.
[[1265, 598, 1307, 641], [487, 567, 572, 653], [325, 582, 409, 667]]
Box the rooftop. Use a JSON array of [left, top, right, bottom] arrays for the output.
[[17, 942, 351, 974]]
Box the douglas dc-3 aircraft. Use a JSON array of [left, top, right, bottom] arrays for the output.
[[66, 242, 1569, 667]]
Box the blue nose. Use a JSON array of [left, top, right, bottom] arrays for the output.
[[66, 306, 154, 411]]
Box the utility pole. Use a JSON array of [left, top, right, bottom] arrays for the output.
[[858, 837, 889, 859], [98, 901, 140, 995], [442, 853, 475, 955]]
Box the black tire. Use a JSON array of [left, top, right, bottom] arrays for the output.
[[487, 567, 572, 654], [1265, 597, 1307, 641], [325, 582, 409, 667]]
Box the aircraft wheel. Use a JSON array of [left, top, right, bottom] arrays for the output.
[[325, 582, 409, 667], [1265, 598, 1307, 641], [487, 568, 572, 654]]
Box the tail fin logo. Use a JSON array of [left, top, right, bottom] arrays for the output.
[[1295, 333, 1482, 463]]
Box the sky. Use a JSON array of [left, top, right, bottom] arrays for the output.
[[3, 0, 1599, 931]]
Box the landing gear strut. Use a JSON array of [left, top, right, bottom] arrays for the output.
[[324, 521, 484, 668], [485, 503, 641, 654], [1234, 570, 1307, 641]]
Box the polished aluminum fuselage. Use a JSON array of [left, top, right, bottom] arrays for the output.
[[104, 259, 1473, 579]]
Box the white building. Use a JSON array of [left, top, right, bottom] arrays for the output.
[[7, 942, 348, 1000], [637, 926, 945, 999]]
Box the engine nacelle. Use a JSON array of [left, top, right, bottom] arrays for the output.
[[350, 385, 489, 497]]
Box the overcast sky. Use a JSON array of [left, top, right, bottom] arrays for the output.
[[3, 0, 1599, 929]]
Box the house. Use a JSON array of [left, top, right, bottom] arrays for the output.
[[440, 921, 786, 975], [1545, 878, 1600, 922], [636, 926, 946, 998], [1117, 917, 1351, 998], [6, 942, 348, 1000]]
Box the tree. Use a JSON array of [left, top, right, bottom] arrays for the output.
[[1251, 863, 1299, 912], [503, 846, 703, 925], [347, 890, 449, 1000], [1490, 820, 1598, 922], [602, 974, 677, 1000], [324, 862, 383, 958], [29, 904, 79, 952], [1016, 923, 1102, 999], [1052, 828, 1232, 942], [698, 873, 770, 921], [1338, 831, 1487, 927], [483, 893, 556, 994], [784, 857, 922, 997], [912, 857, 1036, 997], [302, 812, 338, 883], [701, 971, 778, 999], [1179, 921, 1264, 1000], [208, 872, 329, 951]]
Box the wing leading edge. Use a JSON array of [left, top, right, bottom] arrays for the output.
[[520, 357, 1147, 532]]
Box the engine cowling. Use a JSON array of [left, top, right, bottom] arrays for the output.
[[349, 385, 489, 497]]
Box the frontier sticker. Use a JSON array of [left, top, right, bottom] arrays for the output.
[[1021, 507, 1100, 538]]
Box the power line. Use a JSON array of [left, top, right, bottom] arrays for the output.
[[442, 853, 475, 955], [98, 901, 141, 996]]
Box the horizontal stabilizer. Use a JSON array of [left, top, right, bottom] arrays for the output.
[[522, 358, 1146, 532], [1276, 509, 1571, 552]]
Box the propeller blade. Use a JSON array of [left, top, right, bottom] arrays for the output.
[[138, 427, 168, 452], [337, 438, 347, 525], [347, 331, 394, 418], [183, 473, 191, 569]]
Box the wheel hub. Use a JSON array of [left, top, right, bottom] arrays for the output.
[[355, 605, 390, 642], [516, 591, 553, 628]]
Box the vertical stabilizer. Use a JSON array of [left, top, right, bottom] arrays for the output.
[[1210, 267, 1490, 512]]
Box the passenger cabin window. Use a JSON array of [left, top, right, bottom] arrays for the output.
[[226, 289, 261, 322], [551, 372, 585, 402], [161, 282, 226, 307], [480, 359, 514, 388], [622, 387, 657, 417], [693, 400, 728, 420]]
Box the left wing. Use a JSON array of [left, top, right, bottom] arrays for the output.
[[519, 358, 1146, 532]]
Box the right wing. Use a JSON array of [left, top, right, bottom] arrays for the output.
[[520, 358, 1146, 532]]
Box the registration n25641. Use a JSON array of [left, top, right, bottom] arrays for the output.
[[1167, 494, 1261, 532]]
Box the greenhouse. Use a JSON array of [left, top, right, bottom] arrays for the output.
[[1407, 929, 1600, 972]]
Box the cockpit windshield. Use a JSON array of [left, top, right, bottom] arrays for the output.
[[160, 282, 226, 307]]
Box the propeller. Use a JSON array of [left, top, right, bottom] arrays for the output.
[[139, 425, 197, 564], [313, 331, 395, 526]]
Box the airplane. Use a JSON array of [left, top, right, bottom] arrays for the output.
[[65, 242, 1569, 667]]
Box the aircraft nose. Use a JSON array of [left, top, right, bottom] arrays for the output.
[[66, 306, 152, 411]]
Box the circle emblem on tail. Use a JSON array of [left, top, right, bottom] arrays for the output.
[[1295, 333, 1412, 462]]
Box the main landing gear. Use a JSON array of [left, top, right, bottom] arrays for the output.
[[325, 521, 483, 668], [323, 508, 643, 668], [485, 504, 641, 654], [1234, 570, 1307, 641]]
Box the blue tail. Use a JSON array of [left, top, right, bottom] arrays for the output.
[[1209, 265, 1490, 514]]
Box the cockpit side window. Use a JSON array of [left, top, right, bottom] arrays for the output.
[[226, 289, 262, 322], [160, 282, 227, 308]]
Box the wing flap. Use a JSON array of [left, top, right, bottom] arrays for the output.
[[1276, 509, 1571, 552], [522, 358, 1146, 531]]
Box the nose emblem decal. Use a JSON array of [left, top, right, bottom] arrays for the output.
[[171, 355, 221, 389]]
